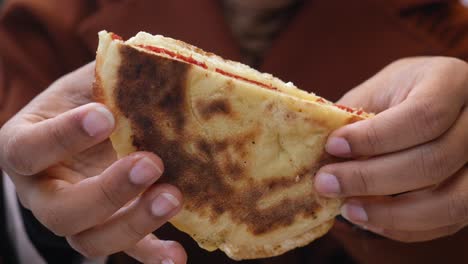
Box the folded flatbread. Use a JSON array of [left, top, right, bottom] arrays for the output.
[[94, 31, 370, 260]]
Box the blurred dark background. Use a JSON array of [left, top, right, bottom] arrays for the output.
[[1, 0, 11, 254], [1, 0, 8, 252]]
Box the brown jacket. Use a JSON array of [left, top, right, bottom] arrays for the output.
[[1, 0, 468, 263]]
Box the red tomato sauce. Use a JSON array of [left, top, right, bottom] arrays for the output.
[[110, 33, 364, 116]]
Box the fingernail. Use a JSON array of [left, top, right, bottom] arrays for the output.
[[315, 173, 341, 196], [326, 137, 351, 157], [129, 157, 162, 185], [162, 259, 174, 264], [341, 201, 368, 223], [82, 106, 114, 137], [151, 193, 180, 217]]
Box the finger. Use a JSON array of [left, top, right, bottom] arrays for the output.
[[335, 57, 442, 113], [27, 152, 163, 236], [325, 94, 463, 158], [327, 56, 468, 158], [315, 109, 468, 197], [340, 166, 468, 231], [124, 234, 187, 264], [369, 223, 466, 243], [67, 184, 182, 258], [0, 102, 114, 175]]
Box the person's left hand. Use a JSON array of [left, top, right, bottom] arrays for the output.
[[0, 62, 186, 263], [314, 57, 468, 242]]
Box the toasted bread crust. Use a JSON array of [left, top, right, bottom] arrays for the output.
[[95, 31, 369, 260]]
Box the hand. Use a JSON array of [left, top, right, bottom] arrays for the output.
[[314, 57, 468, 242], [0, 63, 187, 264]]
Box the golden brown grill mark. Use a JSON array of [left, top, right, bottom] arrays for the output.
[[117, 46, 188, 131], [115, 44, 330, 235], [214, 140, 228, 151], [197, 98, 233, 120], [226, 163, 243, 180], [196, 140, 211, 157]]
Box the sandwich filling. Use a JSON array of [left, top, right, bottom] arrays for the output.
[[96, 30, 371, 260], [136, 45, 279, 92], [111, 32, 366, 117]]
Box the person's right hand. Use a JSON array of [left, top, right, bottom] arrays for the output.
[[0, 62, 186, 264]]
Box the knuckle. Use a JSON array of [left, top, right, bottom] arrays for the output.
[[410, 101, 446, 141], [98, 178, 126, 211], [68, 236, 102, 258], [2, 133, 36, 175], [416, 144, 449, 184], [438, 57, 468, 73], [49, 122, 72, 154], [387, 57, 416, 69], [347, 166, 373, 195], [384, 203, 398, 231], [448, 192, 468, 222], [425, 57, 468, 78], [362, 122, 382, 155], [120, 222, 147, 242], [431, 145, 450, 180]]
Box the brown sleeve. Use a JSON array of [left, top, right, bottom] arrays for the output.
[[0, 0, 97, 125], [399, 0, 468, 60], [331, 221, 468, 264]]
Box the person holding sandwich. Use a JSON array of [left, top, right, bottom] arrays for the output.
[[0, 0, 467, 264]]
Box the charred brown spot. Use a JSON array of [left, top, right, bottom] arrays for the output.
[[214, 140, 228, 151], [285, 111, 297, 120], [226, 163, 243, 180], [115, 44, 335, 235], [196, 140, 211, 156], [197, 98, 232, 120], [225, 79, 235, 91], [265, 102, 275, 112], [117, 45, 188, 132], [213, 204, 225, 215]]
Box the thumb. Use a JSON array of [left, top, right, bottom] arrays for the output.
[[0, 103, 114, 175], [336, 74, 393, 114], [336, 58, 429, 113]]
